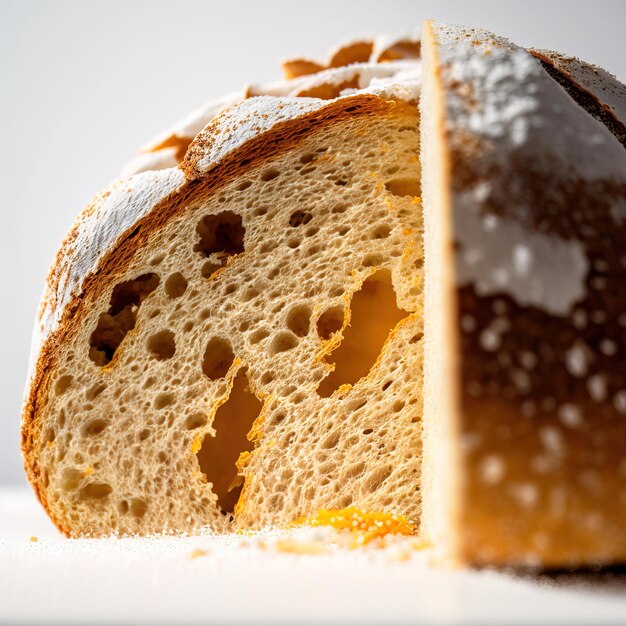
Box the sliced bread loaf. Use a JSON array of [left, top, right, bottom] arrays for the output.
[[23, 21, 626, 569], [22, 88, 423, 537]]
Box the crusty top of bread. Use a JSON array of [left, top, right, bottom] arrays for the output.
[[531, 49, 626, 126], [122, 62, 420, 177], [530, 48, 626, 148], [123, 33, 421, 177], [281, 31, 420, 77], [31, 169, 186, 372], [430, 22, 626, 316]]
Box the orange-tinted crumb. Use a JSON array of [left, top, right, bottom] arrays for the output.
[[385, 197, 396, 212], [190, 437, 202, 454], [29, 536, 38, 542], [297, 507, 416, 545]]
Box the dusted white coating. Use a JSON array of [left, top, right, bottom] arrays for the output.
[[26, 168, 185, 382], [440, 34, 625, 180], [434, 23, 626, 316], [3, 489, 626, 626], [455, 196, 589, 317], [189, 96, 327, 175], [124, 59, 421, 177]]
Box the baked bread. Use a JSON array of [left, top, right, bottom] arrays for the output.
[[22, 20, 626, 568], [22, 73, 423, 536], [420, 22, 626, 567]]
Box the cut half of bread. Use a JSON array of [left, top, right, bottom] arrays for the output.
[[23, 86, 424, 537], [420, 21, 626, 567]]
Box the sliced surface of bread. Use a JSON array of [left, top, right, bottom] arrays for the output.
[[22, 90, 424, 537]]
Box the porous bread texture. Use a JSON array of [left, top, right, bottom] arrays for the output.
[[421, 21, 626, 567], [24, 94, 423, 537]]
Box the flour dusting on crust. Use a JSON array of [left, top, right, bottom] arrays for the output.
[[435, 24, 626, 316], [455, 194, 588, 316]]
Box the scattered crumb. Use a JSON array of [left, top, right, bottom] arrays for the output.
[[411, 538, 430, 551], [29, 536, 38, 543], [188, 548, 208, 559], [386, 546, 412, 562], [274, 538, 328, 555]]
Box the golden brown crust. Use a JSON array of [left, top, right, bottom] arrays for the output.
[[375, 39, 421, 62], [21, 94, 392, 535], [149, 134, 194, 162], [328, 40, 374, 68], [281, 59, 325, 80]]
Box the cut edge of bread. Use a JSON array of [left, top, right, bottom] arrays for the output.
[[419, 19, 463, 565]]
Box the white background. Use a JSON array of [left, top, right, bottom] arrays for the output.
[[1, 0, 625, 486]]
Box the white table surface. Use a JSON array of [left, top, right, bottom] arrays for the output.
[[2, 487, 626, 625]]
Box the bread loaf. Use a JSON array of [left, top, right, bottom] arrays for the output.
[[22, 21, 626, 568]]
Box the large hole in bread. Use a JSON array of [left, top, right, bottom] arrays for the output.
[[88, 273, 160, 366], [79, 482, 113, 501], [196, 369, 261, 513], [195, 211, 245, 264], [147, 330, 176, 360], [317, 270, 406, 397], [286, 304, 311, 337], [202, 337, 235, 380], [317, 306, 345, 340], [385, 177, 421, 197], [164, 272, 187, 298]]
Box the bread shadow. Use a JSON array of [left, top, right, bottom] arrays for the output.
[[513, 564, 626, 595]]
